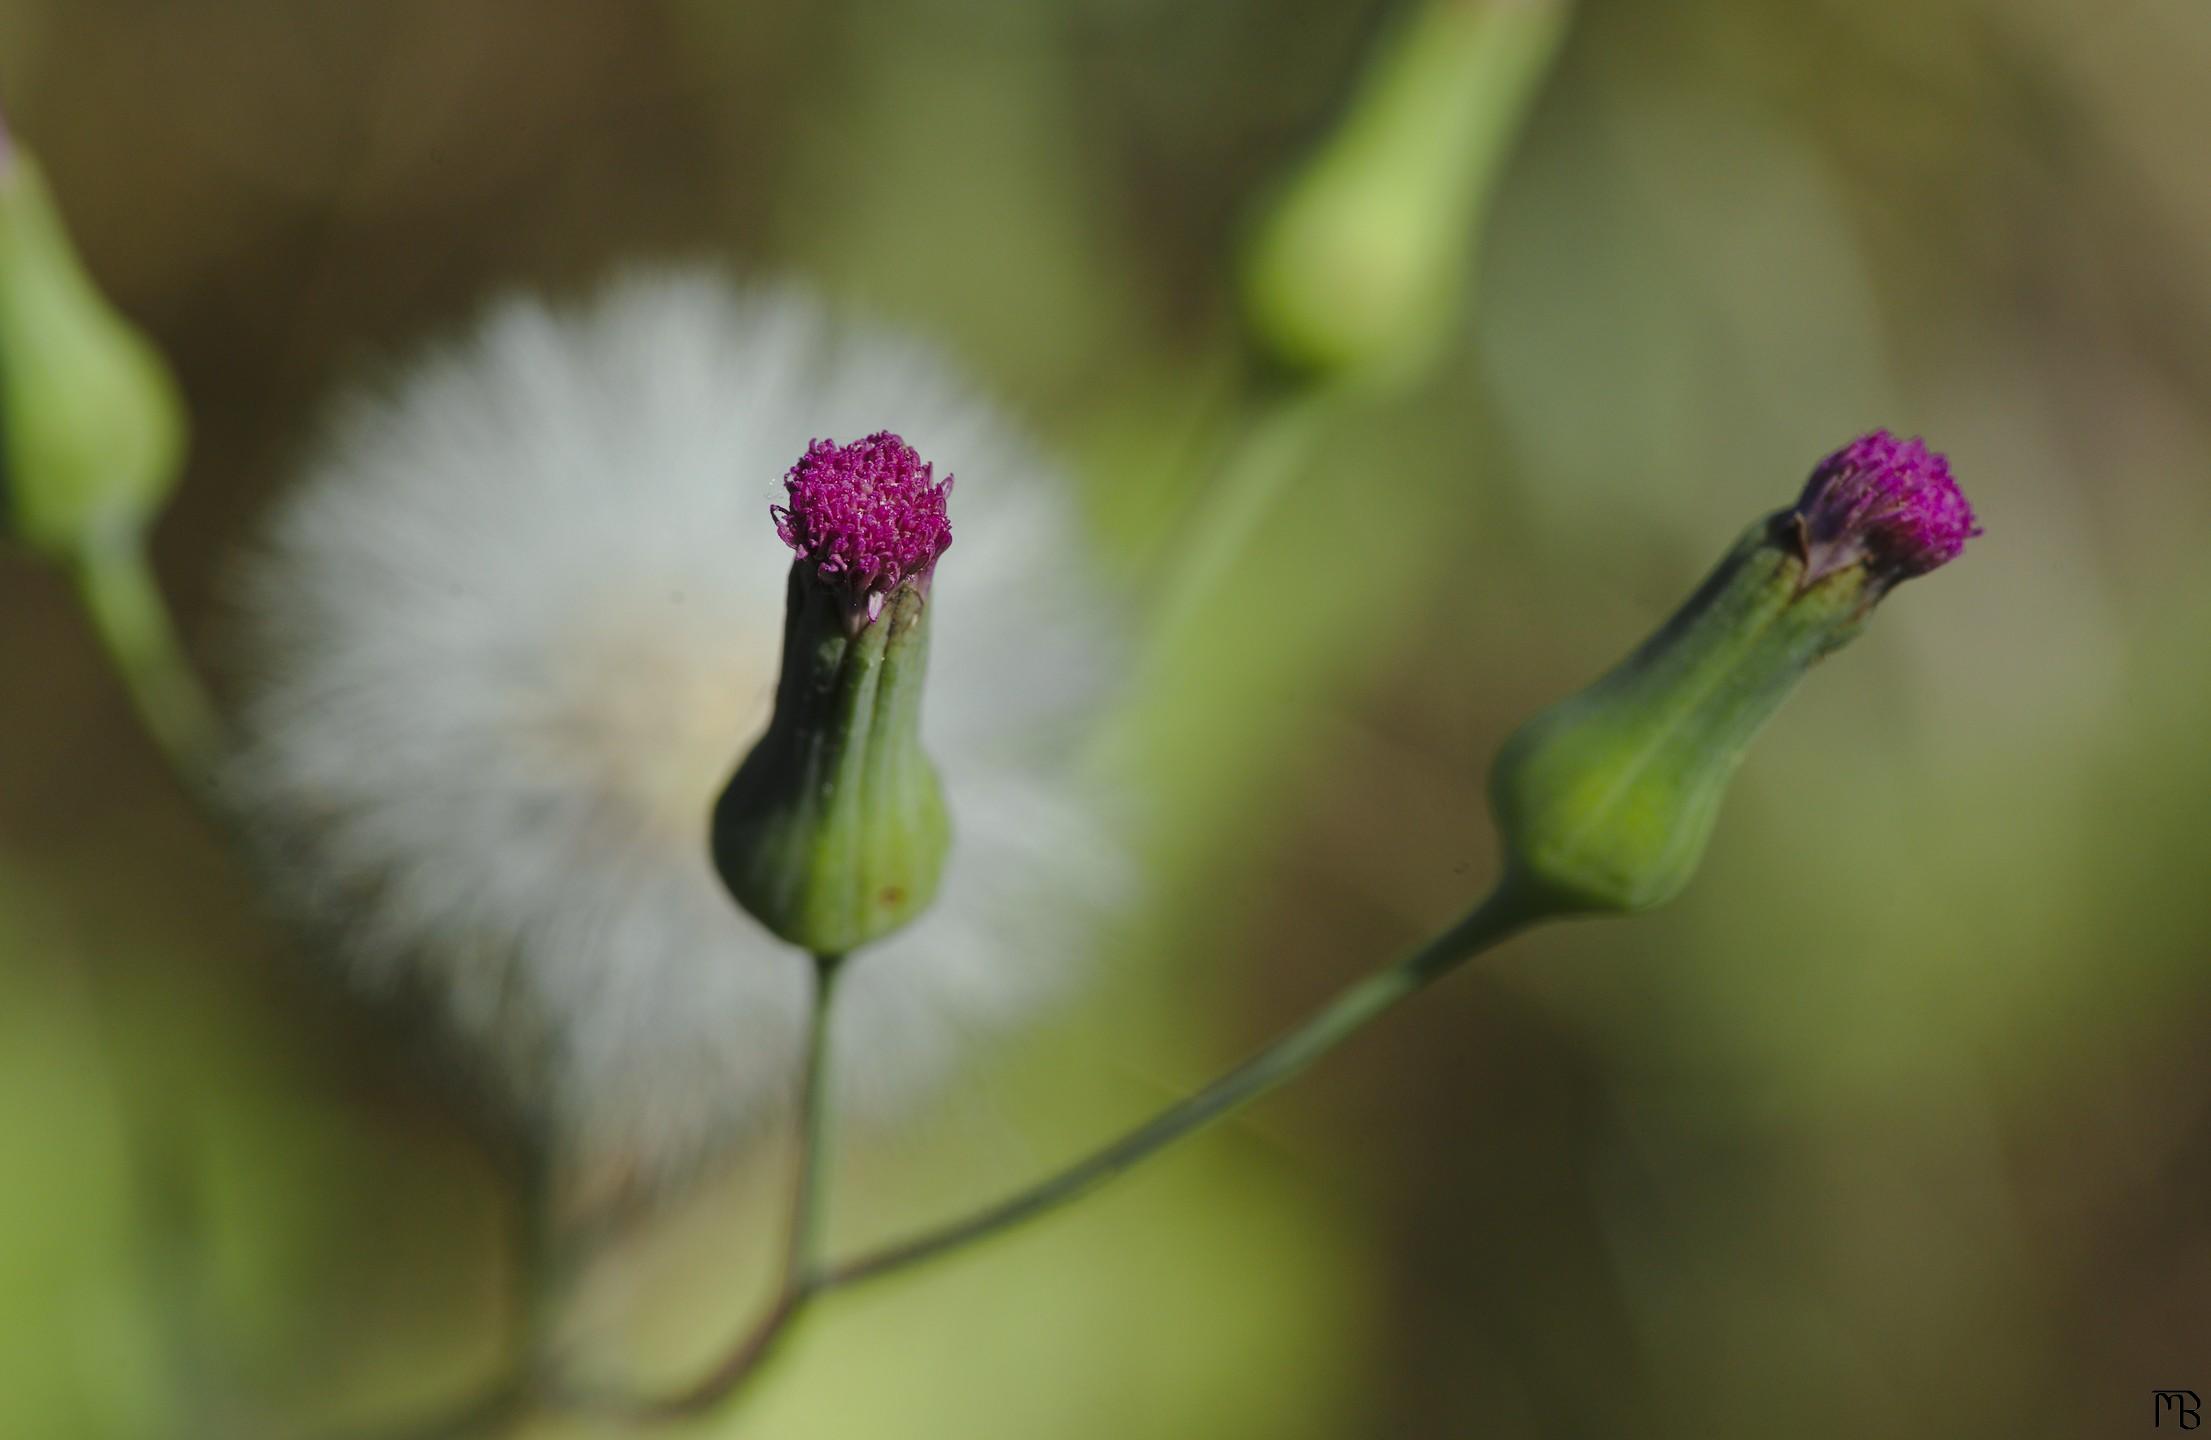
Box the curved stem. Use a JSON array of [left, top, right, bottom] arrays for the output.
[[563, 953, 846, 1425], [69, 531, 224, 789], [826, 884, 1535, 1289], [574, 882, 1541, 1425]]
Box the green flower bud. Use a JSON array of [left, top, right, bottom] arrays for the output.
[[0, 130, 187, 560], [711, 434, 953, 957], [1238, 0, 1571, 387], [1489, 431, 1980, 916]]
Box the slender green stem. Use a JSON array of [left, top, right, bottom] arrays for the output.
[[786, 954, 844, 1289], [68, 530, 224, 787], [568, 883, 1541, 1426], [825, 883, 1536, 1289], [563, 953, 846, 1424]]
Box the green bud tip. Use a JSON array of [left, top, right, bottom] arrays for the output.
[[1237, 0, 1572, 385], [1488, 430, 1978, 918], [712, 433, 954, 957], [0, 105, 188, 561]]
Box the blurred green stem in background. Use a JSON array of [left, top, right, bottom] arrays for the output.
[[1138, 380, 1333, 647], [339, 956, 854, 1439], [1, 115, 220, 790], [566, 881, 1542, 1425], [1136, 0, 1572, 666], [68, 533, 223, 786]]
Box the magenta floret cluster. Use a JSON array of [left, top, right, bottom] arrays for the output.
[[1795, 429, 1980, 579], [772, 432, 953, 605]]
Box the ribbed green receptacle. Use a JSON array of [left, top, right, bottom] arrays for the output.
[[1489, 516, 1872, 916], [712, 567, 950, 956]]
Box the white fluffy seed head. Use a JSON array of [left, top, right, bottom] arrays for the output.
[[228, 270, 1129, 1213]]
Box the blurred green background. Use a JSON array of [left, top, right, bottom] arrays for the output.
[[5, 1, 2210, 1436]]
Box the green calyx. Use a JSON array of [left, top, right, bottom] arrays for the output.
[[1488, 517, 1872, 917], [0, 154, 187, 561], [712, 567, 951, 956]]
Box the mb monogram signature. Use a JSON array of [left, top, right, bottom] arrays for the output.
[[2156, 1390, 2202, 1428]]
